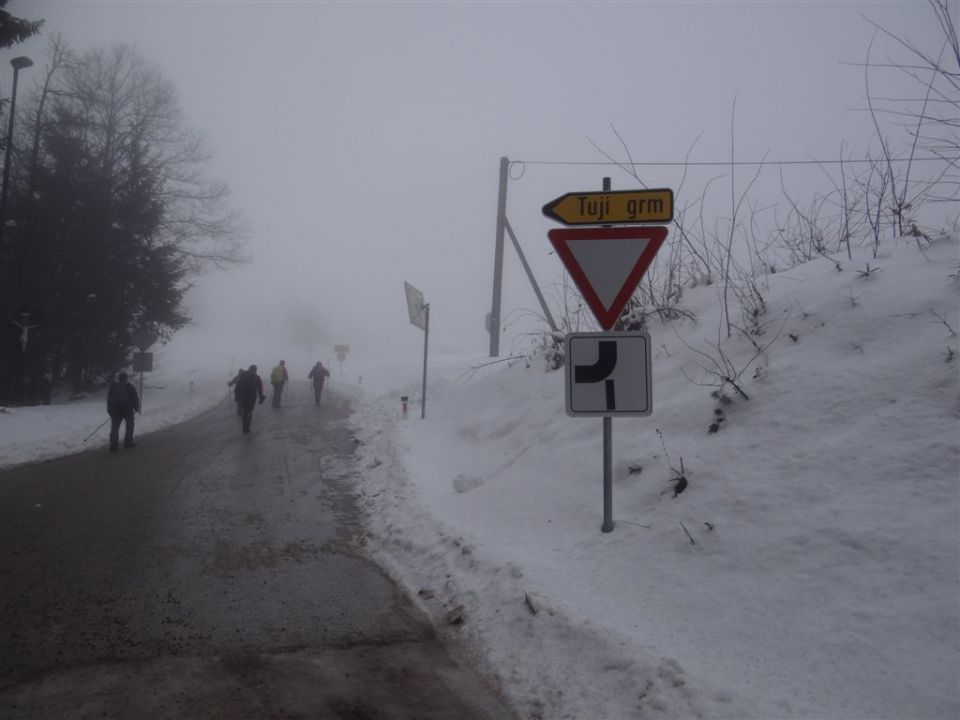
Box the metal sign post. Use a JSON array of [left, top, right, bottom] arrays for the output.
[[131, 329, 158, 411], [132, 352, 153, 409], [420, 303, 429, 420], [601, 176, 614, 534], [544, 177, 671, 533], [334, 344, 350, 373], [567, 327, 653, 531], [603, 417, 613, 532], [404, 282, 430, 419]]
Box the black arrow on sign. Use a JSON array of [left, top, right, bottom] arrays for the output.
[[574, 340, 617, 411]]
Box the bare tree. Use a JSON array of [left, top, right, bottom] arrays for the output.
[[857, 1, 959, 223], [49, 44, 247, 272], [2, 43, 247, 398]]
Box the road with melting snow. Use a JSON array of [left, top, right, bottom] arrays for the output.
[[0, 382, 514, 719]]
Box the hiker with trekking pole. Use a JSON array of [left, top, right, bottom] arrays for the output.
[[106, 373, 140, 452], [83, 418, 111, 443]]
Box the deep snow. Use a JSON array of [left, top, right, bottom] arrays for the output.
[[1, 234, 958, 720], [348, 234, 960, 720]]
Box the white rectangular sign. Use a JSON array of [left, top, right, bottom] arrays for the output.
[[565, 332, 652, 417], [404, 281, 427, 331]]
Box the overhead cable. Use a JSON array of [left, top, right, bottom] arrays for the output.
[[515, 156, 956, 168]]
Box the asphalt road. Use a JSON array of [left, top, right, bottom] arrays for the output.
[[0, 382, 515, 719]]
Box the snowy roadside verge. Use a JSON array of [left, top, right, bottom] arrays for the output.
[[348, 381, 752, 720], [0, 369, 227, 469], [347, 235, 959, 720]]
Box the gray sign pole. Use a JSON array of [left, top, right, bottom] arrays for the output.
[[565, 330, 651, 534], [404, 283, 430, 419], [421, 303, 429, 420], [601, 176, 615, 533], [603, 416, 613, 531], [132, 330, 157, 412]]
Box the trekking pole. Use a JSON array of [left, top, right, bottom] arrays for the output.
[[83, 417, 111, 442]]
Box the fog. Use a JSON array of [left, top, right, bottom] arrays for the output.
[[4, 1, 946, 380]]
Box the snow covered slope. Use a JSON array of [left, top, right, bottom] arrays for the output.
[[350, 234, 960, 720]]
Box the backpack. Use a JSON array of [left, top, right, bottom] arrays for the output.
[[107, 382, 131, 412], [271, 365, 285, 384], [236, 371, 258, 400]]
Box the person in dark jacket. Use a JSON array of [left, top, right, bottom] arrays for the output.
[[107, 372, 140, 452], [235, 364, 266, 433], [227, 368, 245, 415], [308, 361, 330, 405]]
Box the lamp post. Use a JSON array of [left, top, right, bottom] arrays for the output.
[[0, 55, 33, 242]]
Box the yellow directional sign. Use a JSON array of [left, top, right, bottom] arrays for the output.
[[542, 188, 673, 226]]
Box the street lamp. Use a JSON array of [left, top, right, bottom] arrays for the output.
[[0, 55, 34, 242]]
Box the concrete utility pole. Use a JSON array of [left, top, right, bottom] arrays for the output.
[[488, 156, 509, 357], [487, 155, 558, 356]]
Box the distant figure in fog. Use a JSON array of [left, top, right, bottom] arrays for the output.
[[270, 360, 288, 408], [107, 372, 140, 452], [227, 368, 245, 415], [236, 365, 266, 433], [308, 361, 330, 406]]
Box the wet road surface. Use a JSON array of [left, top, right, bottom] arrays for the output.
[[0, 383, 515, 719]]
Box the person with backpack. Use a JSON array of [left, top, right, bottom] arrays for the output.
[[308, 361, 330, 406], [107, 372, 140, 452], [227, 368, 245, 415], [236, 364, 266, 433], [270, 360, 288, 408]]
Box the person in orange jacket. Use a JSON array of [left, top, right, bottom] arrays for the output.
[[270, 360, 289, 407]]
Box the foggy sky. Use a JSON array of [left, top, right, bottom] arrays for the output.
[[3, 1, 946, 379]]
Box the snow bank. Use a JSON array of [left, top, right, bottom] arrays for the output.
[[0, 368, 227, 468], [350, 234, 960, 720]]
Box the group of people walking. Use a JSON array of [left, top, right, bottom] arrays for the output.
[[228, 360, 330, 433], [104, 358, 333, 450]]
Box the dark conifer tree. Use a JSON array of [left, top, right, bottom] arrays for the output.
[[0, 1, 43, 49], [1, 43, 243, 402]]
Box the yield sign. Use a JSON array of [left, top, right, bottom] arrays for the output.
[[548, 226, 668, 330]]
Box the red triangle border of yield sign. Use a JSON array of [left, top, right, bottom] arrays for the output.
[[547, 226, 668, 331]]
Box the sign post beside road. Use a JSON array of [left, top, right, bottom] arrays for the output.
[[334, 344, 350, 373], [131, 329, 158, 410], [544, 180, 672, 533], [404, 282, 429, 419]]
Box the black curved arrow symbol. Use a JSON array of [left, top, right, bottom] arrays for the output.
[[574, 340, 617, 411], [574, 341, 617, 382]]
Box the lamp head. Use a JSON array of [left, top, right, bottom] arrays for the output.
[[10, 57, 33, 71]]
